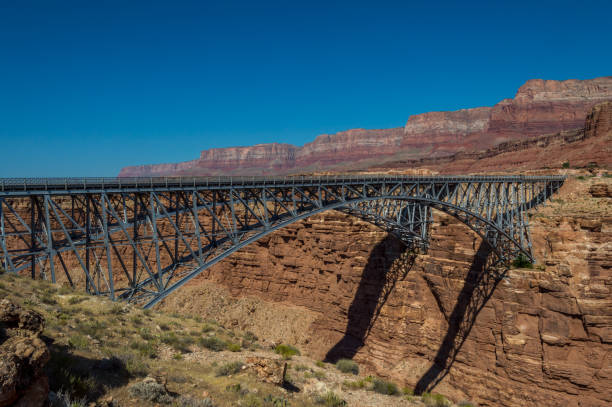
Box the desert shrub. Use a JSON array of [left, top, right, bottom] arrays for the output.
[[143, 309, 153, 317], [128, 380, 173, 404], [227, 342, 241, 352], [161, 332, 194, 352], [173, 353, 183, 360], [458, 402, 475, 407], [46, 353, 96, 401], [40, 291, 58, 305], [129, 340, 157, 358], [216, 361, 243, 376], [315, 361, 325, 368], [176, 395, 214, 407], [422, 393, 451, 407], [159, 322, 171, 331], [263, 395, 290, 407], [511, 254, 533, 269], [130, 315, 143, 325], [335, 358, 359, 375], [293, 364, 309, 371], [68, 334, 88, 350], [562, 161, 570, 169], [314, 391, 347, 407], [576, 175, 586, 180], [48, 389, 88, 407], [68, 296, 85, 305], [199, 336, 226, 351], [241, 394, 263, 407], [274, 344, 300, 360], [372, 378, 399, 395], [225, 383, 243, 393], [118, 353, 149, 377], [139, 327, 154, 340], [402, 387, 413, 395], [76, 320, 106, 338], [243, 331, 258, 342], [201, 323, 215, 333], [343, 378, 369, 389]]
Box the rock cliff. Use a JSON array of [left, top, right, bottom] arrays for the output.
[[119, 76, 612, 176]]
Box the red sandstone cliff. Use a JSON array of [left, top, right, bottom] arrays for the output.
[[118, 76, 612, 177]]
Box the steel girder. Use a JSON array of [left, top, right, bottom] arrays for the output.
[[0, 175, 565, 307]]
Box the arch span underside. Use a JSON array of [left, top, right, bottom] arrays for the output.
[[0, 175, 564, 307]]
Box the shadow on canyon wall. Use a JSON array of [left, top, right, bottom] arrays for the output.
[[324, 234, 418, 362], [324, 231, 505, 396], [414, 240, 505, 394]]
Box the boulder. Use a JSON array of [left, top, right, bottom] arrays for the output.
[[246, 357, 287, 385]]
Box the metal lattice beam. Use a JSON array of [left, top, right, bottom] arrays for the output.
[[0, 175, 565, 307]]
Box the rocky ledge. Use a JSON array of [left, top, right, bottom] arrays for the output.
[[0, 299, 49, 407]]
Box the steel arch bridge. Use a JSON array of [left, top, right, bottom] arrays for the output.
[[0, 175, 564, 308]]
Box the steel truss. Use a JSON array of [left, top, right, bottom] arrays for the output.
[[0, 175, 564, 308]]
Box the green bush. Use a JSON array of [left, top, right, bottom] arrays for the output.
[[562, 161, 570, 169], [335, 358, 359, 375], [199, 336, 226, 351], [422, 393, 451, 407], [227, 342, 241, 352], [274, 344, 300, 360], [372, 378, 399, 395], [511, 253, 533, 269], [314, 391, 347, 406], [216, 361, 243, 376]]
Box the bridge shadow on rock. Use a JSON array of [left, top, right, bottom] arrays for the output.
[[325, 235, 418, 362], [414, 240, 505, 395]]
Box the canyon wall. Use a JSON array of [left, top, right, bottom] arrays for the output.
[[119, 76, 612, 177], [161, 176, 611, 407]]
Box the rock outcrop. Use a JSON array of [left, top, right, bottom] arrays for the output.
[[119, 76, 612, 177], [0, 299, 50, 407]]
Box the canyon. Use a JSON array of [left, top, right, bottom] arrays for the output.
[[155, 101, 611, 406], [119, 76, 612, 177]]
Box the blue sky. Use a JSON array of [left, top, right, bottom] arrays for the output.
[[0, 1, 610, 177]]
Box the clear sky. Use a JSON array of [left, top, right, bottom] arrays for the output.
[[0, 1, 610, 177]]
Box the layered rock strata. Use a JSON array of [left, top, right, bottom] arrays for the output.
[[119, 76, 612, 176]]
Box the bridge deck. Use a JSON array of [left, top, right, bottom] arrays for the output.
[[0, 175, 566, 195]]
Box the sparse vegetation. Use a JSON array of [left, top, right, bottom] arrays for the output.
[[422, 392, 451, 407], [372, 378, 399, 395], [128, 379, 173, 403], [511, 253, 534, 269], [335, 358, 359, 375], [68, 334, 88, 350], [216, 361, 244, 376], [314, 391, 347, 406], [199, 336, 227, 351], [562, 161, 570, 168], [274, 343, 300, 360]]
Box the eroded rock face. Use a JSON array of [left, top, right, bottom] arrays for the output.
[[118, 76, 612, 176], [170, 177, 611, 407], [0, 299, 49, 407]]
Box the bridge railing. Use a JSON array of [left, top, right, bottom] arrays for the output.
[[0, 174, 566, 193]]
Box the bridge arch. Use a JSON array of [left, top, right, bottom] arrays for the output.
[[137, 195, 532, 308], [0, 175, 565, 306]]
